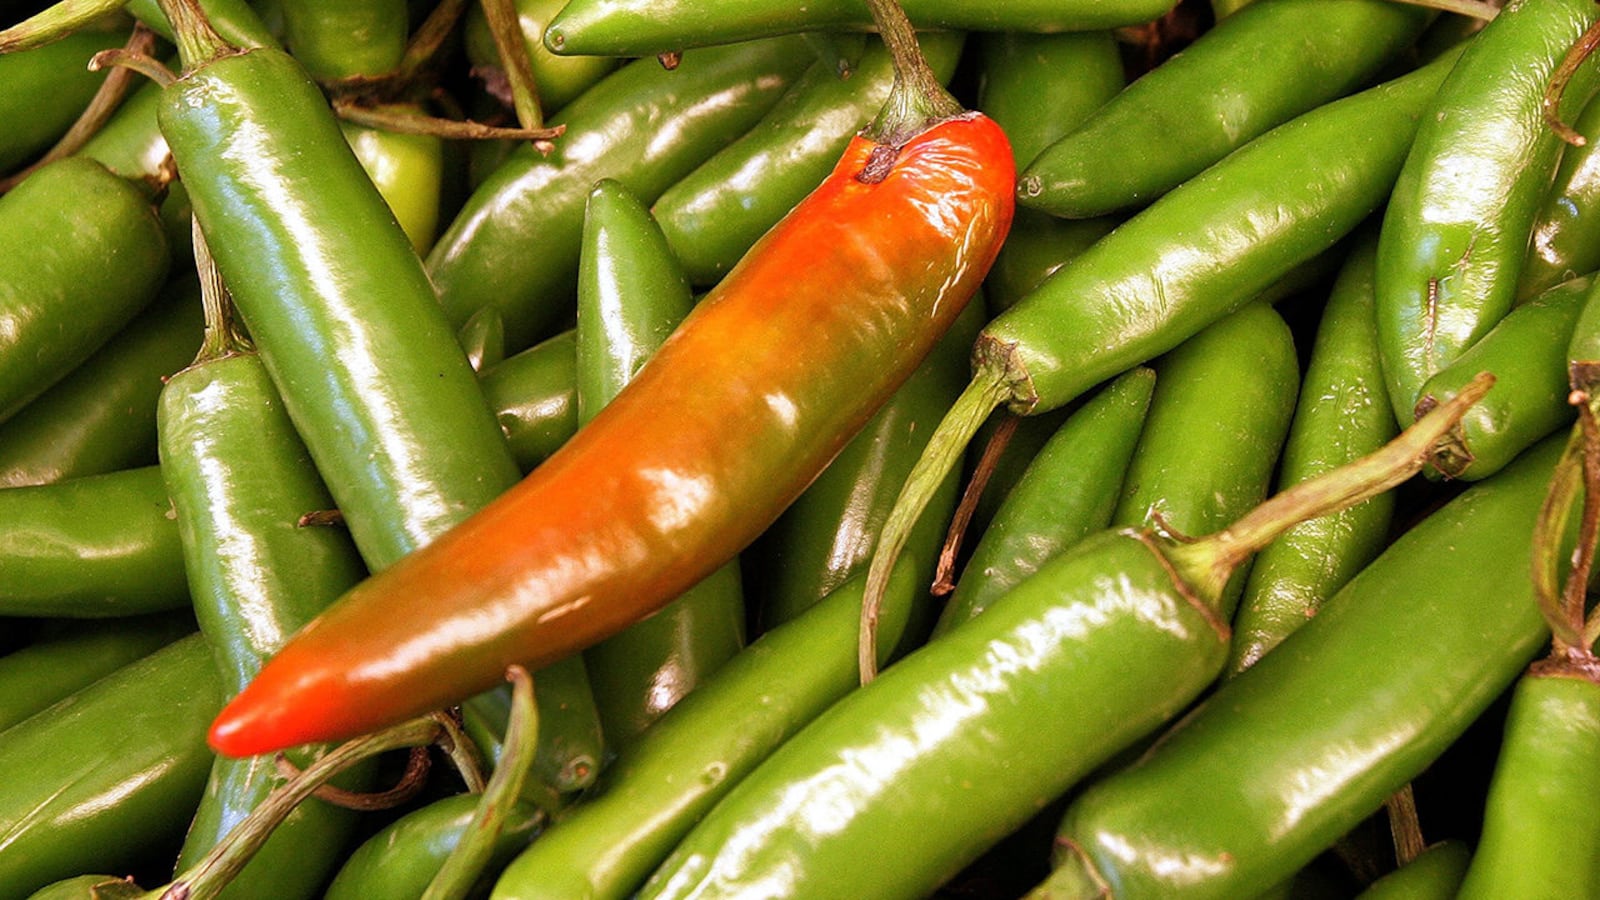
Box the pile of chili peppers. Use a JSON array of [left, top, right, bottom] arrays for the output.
[[3, 0, 1600, 896]]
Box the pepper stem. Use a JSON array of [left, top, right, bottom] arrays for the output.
[[1168, 372, 1495, 604], [422, 667, 540, 900], [145, 716, 446, 900], [0, 0, 121, 54], [479, 0, 545, 133], [859, 0, 961, 147], [153, 0, 231, 69], [190, 217, 252, 364], [860, 369, 1008, 682]]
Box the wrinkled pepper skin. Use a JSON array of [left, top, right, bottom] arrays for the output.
[[210, 111, 1015, 756]]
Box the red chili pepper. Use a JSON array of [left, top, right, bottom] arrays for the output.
[[208, 11, 1013, 757]]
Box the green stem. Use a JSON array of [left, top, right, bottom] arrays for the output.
[[190, 218, 251, 363], [0, 0, 121, 53], [396, 0, 469, 83], [422, 667, 540, 900], [153, 0, 230, 69], [147, 717, 445, 900], [859, 0, 961, 146], [860, 369, 1007, 682], [479, 0, 544, 132], [1170, 373, 1496, 603]]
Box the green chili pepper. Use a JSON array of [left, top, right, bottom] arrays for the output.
[[641, 387, 1482, 900], [654, 33, 963, 286], [491, 562, 925, 900], [124, 0, 277, 49], [933, 367, 1153, 635], [278, 0, 406, 81], [1037, 436, 1564, 900], [158, 9, 521, 571], [1357, 841, 1470, 899], [1228, 232, 1397, 674], [429, 38, 813, 351], [752, 300, 979, 629], [481, 330, 578, 471], [464, 657, 604, 799], [0, 156, 169, 426], [325, 793, 543, 900], [1521, 96, 1600, 302], [1111, 302, 1299, 615], [159, 265, 371, 899], [341, 110, 445, 254], [1456, 674, 1600, 897], [542, 0, 1178, 57], [577, 179, 745, 748], [463, 0, 618, 115], [0, 27, 123, 174], [0, 634, 221, 899], [864, 47, 1462, 652], [1376, 0, 1600, 428], [77, 81, 194, 263], [0, 275, 202, 488], [0, 612, 192, 732], [1019, 0, 1432, 219], [1416, 273, 1590, 480], [975, 30, 1123, 313], [0, 466, 186, 617]]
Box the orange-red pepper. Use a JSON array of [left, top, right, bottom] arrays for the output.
[[209, 108, 1014, 756]]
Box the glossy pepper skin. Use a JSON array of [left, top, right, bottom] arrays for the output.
[[640, 529, 1230, 900], [0, 466, 187, 617], [933, 367, 1153, 635], [1110, 302, 1299, 616], [0, 157, 170, 426], [1357, 841, 1470, 899], [1415, 273, 1590, 480], [0, 635, 221, 899], [753, 300, 979, 629], [428, 39, 814, 352], [160, 350, 370, 900], [1376, 0, 1600, 427], [1521, 95, 1600, 301], [0, 612, 191, 732], [324, 793, 543, 900], [1040, 437, 1563, 899], [577, 180, 745, 748], [1019, 0, 1430, 218], [0, 276, 202, 488], [0, 28, 123, 173], [654, 33, 964, 286], [210, 110, 1015, 756], [493, 564, 925, 900], [1456, 671, 1600, 897], [1228, 233, 1396, 674], [543, 0, 1178, 57], [157, 43, 521, 572]]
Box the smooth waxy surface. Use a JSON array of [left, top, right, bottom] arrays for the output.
[[1050, 438, 1562, 899], [0, 157, 169, 425], [211, 113, 1014, 755], [160, 47, 521, 571], [639, 531, 1227, 900], [1376, 0, 1600, 425], [1457, 675, 1600, 898], [326, 793, 543, 900], [428, 38, 815, 351], [983, 49, 1455, 414], [1229, 235, 1396, 673], [0, 29, 123, 172]]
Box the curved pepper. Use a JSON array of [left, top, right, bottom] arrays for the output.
[[210, 71, 1014, 755]]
